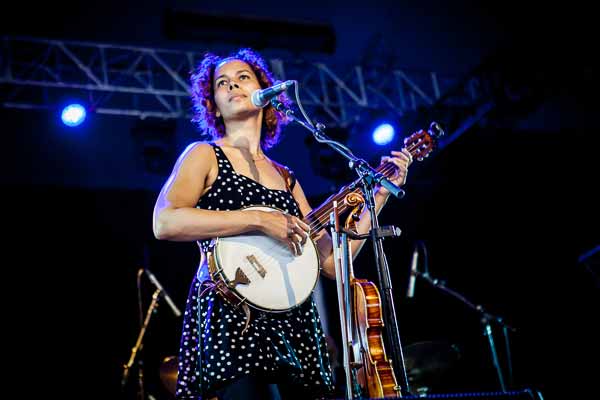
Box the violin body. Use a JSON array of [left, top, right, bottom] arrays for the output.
[[352, 278, 401, 398]]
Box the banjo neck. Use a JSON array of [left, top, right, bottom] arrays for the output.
[[304, 162, 397, 240]]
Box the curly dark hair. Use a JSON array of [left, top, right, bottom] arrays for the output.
[[190, 48, 292, 150]]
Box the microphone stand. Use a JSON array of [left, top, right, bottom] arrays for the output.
[[414, 270, 516, 391], [122, 288, 162, 400], [272, 99, 410, 396]]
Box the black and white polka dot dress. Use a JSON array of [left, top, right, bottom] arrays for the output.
[[176, 143, 334, 399]]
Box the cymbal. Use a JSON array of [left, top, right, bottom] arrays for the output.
[[403, 341, 461, 388], [159, 355, 178, 397]]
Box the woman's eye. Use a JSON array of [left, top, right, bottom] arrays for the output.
[[216, 80, 227, 87], [239, 74, 250, 80]]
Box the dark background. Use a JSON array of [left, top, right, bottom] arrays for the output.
[[3, 1, 598, 399]]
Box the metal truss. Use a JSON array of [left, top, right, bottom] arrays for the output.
[[1, 36, 488, 128], [1, 36, 194, 120]]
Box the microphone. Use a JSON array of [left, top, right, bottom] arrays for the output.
[[407, 245, 419, 298], [144, 269, 182, 317], [251, 80, 295, 108]]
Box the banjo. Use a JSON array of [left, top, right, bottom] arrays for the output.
[[208, 124, 442, 313]]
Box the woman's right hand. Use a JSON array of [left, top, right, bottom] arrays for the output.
[[254, 210, 310, 256]]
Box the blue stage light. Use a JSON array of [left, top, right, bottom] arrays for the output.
[[372, 123, 395, 145], [61, 104, 87, 127]]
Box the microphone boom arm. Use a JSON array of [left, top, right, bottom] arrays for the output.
[[271, 99, 405, 199], [144, 270, 182, 317]]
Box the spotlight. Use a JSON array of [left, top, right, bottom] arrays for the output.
[[61, 104, 87, 127], [372, 123, 395, 145]]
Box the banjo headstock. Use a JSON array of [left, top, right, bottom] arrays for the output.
[[403, 122, 445, 161]]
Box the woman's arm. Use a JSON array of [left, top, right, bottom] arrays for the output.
[[153, 142, 309, 250], [153, 142, 259, 241]]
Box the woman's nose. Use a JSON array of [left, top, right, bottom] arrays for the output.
[[228, 82, 240, 90]]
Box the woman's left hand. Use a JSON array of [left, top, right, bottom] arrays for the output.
[[379, 149, 413, 195]]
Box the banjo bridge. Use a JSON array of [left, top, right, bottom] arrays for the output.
[[246, 254, 266, 278]]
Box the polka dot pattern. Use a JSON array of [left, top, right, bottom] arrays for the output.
[[176, 144, 334, 399]]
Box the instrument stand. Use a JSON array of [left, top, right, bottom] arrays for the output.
[[329, 204, 361, 399], [416, 271, 516, 391], [274, 98, 410, 396], [121, 288, 162, 400]]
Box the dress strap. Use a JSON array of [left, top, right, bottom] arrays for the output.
[[209, 143, 236, 173]]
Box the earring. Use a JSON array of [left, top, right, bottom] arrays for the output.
[[216, 111, 221, 118]]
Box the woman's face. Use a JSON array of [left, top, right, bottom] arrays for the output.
[[213, 59, 262, 121]]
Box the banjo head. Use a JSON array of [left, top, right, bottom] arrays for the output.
[[214, 206, 320, 312]]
